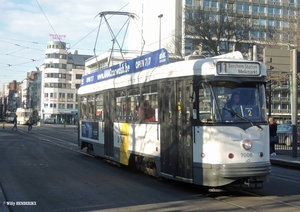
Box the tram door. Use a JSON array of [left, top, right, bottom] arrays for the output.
[[160, 81, 193, 180], [104, 91, 114, 158]]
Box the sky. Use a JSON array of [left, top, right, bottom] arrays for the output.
[[0, 0, 136, 92]]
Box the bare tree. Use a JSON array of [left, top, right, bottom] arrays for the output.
[[184, 8, 256, 56], [164, 30, 185, 60]]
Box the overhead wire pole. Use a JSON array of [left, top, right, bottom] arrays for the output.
[[291, 49, 298, 158], [93, 15, 104, 70]]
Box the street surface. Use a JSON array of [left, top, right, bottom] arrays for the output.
[[0, 123, 300, 212]]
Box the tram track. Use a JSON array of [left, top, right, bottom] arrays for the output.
[[204, 185, 300, 211], [17, 128, 92, 157]]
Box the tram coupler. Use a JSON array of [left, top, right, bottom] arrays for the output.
[[240, 178, 264, 189]]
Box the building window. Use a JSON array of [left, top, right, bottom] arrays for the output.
[[58, 93, 66, 102], [44, 104, 48, 108], [67, 104, 73, 109], [211, 1, 217, 8], [76, 74, 82, 79], [194, 0, 200, 6], [186, 0, 192, 5], [220, 2, 227, 9], [252, 5, 258, 13], [203, 0, 209, 8], [67, 93, 74, 102], [236, 3, 243, 11], [268, 6, 274, 14], [50, 103, 56, 109], [259, 6, 265, 13], [59, 104, 65, 109], [274, 7, 281, 15], [259, 18, 266, 26]]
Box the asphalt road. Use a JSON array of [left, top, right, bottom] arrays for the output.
[[1, 124, 300, 212]]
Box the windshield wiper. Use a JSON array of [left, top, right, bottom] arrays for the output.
[[222, 107, 263, 131]]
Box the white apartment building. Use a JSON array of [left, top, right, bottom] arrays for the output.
[[40, 41, 92, 124]]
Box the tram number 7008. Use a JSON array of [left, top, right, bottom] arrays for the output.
[[241, 153, 253, 157]]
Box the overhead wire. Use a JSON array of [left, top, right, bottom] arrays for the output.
[[0, 1, 132, 73], [72, 2, 130, 49], [35, 0, 59, 43]]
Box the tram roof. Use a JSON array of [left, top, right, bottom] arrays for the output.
[[78, 51, 266, 95]]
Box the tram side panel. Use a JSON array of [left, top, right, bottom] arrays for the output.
[[113, 122, 160, 168], [79, 121, 105, 157]]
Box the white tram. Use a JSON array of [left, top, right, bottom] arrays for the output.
[[77, 49, 271, 187], [16, 108, 33, 125]]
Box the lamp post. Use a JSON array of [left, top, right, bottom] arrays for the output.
[[158, 14, 163, 49]]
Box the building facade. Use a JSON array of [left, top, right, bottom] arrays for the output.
[[40, 41, 92, 124]]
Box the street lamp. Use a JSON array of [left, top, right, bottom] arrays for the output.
[[158, 14, 163, 49]]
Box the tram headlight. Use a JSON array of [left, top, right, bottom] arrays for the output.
[[242, 139, 252, 150]]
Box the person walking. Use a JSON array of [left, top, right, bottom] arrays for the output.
[[269, 116, 278, 156], [28, 116, 33, 132], [11, 115, 18, 131]]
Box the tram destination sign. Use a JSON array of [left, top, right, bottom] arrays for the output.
[[81, 48, 169, 86], [217, 62, 260, 76]]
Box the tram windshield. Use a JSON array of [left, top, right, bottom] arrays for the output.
[[199, 81, 267, 123]]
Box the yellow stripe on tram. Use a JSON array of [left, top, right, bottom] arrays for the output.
[[120, 123, 129, 165]]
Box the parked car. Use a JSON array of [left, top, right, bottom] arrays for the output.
[[44, 118, 55, 124], [277, 124, 300, 146]]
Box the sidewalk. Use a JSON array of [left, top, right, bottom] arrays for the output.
[[270, 154, 300, 168]]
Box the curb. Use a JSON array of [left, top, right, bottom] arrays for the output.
[[270, 158, 300, 168]]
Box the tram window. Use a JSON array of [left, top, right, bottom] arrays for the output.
[[115, 90, 126, 121], [95, 93, 103, 121], [198, 81, 268, 122], [141, 85, 158, 122], [185, 82, 191, 123], [87, 95, 95, 120], [80, 96, 88, 119], [128, 88, 140, 121], [199, 83, 213, 122]]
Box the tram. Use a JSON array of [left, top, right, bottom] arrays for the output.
[[77, 49, 271, 187], [16, 108, 33, 125]]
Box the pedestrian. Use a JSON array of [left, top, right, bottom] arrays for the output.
[[28, 116, 33, 132], [269, 116, 278, 156], [11, 115, 18, 131]]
